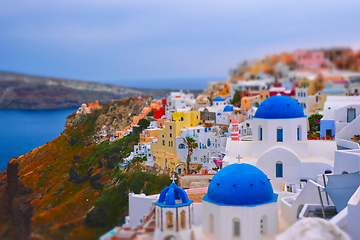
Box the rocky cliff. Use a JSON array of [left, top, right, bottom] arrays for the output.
[[0, 97, 172, 240], [0, 72, 198, 109]]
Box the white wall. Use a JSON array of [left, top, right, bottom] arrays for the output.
[[334, 150, 360, 174], [347, 186, 360, 240], [202, 200, 278, 240], [129, 193, 158, 229], [252, 118, 309, 158]]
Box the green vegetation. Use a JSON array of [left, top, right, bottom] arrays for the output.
[[183, 137, 199, 173], [92, 172, 171, 233], [308, 113, 323, 137], [230, 90, 242, 106], [147, 108, 155, 116], [77, 118, 151, 171]]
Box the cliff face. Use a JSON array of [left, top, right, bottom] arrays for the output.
[[0, 72, 198, 109], [0, 97, 172, 240]]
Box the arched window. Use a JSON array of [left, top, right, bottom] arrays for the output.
[[260, 215, 267, 235], [207, 138, 211, 147], [181, 117, 184, 121], [178, 143, 185, 149], [277, 127, 283, 142], [209, 214, 214, 234], [166, 211, 174, 230], [297, 125, 302, 141], [276, 161, 283, 178], [259, 126, 263, 141], [233, 218, 240, 237], [180, 210, 186, 229]]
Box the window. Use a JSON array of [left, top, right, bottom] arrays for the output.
[[194, 157, 197, 161], [233, 218, 240, 237], [180, 210, 186, 229], [259, 126, 263, 141], [209, 214, 214, 234], [179, 143, 185, 149], [276, 161, 283, 178], [169, 141, 171, 147], [162, 140, 165, 146], [347, 108, 356, 123], [166, 211, 173, 230], [277, 127, 283, 142], [196, 115, 199, 119], [170, 133, 172, 138], [297, 126, 301, 141], [181, 117, 184, 121], [170, 126, 172, 130], [207, 138, 211, 147], [171, 141, 173, 147]]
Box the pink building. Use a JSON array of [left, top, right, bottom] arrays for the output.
[[294, 50, 331, 73]]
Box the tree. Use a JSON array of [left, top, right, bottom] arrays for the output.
[[183, 137, 199, 174], [231, 90, 242, 106], [308, 113, 323, 136]]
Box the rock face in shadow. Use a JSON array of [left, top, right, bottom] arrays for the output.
[[68, 168, 89, 184], [5, 160, 34, 240]]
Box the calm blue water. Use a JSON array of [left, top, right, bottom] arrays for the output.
[[0, 108, 77, 171]]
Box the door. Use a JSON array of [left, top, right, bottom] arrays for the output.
[[348, 108, 356, 123]]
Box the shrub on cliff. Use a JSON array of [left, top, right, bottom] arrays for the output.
[[87, 172, 171, 232]]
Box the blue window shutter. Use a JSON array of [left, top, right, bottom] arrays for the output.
[[277, 129, 283, 142], [276, 163, 283, 178]]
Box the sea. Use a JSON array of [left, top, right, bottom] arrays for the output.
[[0, 108, 77, 171]]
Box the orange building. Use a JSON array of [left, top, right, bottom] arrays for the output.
[[87, 101, 101, 110]]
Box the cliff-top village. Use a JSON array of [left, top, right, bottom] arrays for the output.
[[67, 48, 360, 240]]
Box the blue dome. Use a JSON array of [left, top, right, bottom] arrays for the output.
[[213, 96, 223, 102], [223, 105, 233, 112], [203, 164, 277, 206], [254, 95, 305, 119], [156, 183, 192, 207]]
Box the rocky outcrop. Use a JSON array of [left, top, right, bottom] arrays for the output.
[[5, 160, 35, 240]]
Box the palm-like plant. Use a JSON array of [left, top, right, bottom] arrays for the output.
[[183, 137, 199, 174]]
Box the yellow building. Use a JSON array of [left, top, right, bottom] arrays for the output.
[[297, 77, 319, 96], [151, 111, 200, 172], [212, 82, 230, 100], [241, 90, 269, 111], [140, 129, 159, 143]]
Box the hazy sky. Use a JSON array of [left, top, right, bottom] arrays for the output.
[[1, 0, 360, 89]]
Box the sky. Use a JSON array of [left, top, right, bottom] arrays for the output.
[[1, 0, 360, 89]]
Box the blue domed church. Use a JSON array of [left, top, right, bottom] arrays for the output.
[[202, 163, 278, 239], [224, 95, 336, 191], [154, 180, 194, 240]]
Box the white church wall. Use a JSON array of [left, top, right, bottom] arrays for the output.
[[334, 150, 360, 174], [202, 201, 278, 240], [193, 203, 203, 226], [256, 147, 302, 191], [155, 205, 193, 240], [251, 118, 309, 158]]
